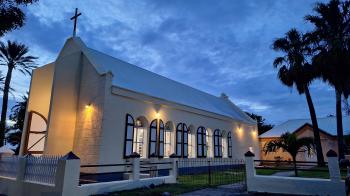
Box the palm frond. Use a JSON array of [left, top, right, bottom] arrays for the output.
[[264, 132, 315, 158], [0, 40, 38, 77]]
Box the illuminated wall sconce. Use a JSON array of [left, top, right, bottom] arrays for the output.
[[85, 103, 92, 109], [251, 130, 257, 136], [155, 112, 160, 119], [237, 127, 243, 134]]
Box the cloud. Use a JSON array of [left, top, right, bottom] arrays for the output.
[[0, 0, 335, 124]]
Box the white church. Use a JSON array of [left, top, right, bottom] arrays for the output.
[[19, 37, 260, 166]]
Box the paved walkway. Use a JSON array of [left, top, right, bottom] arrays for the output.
[[179, 188, 305, 196], [271, 171, 295, 177], [179, 182, 305, 196], [179, 187, 248, 196], [179, 183, 247, 196]]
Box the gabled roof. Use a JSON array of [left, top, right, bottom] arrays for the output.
[[59, 37, 256, 124], [260, 116, 350, 137]]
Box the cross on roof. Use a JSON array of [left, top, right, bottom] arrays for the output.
[[70, 8, 82, 37]]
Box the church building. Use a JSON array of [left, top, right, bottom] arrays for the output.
[[19, 37, 259, 165]]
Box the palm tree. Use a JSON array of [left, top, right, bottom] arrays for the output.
[[272, 29, 325, 166], [6, 94, 28, 154], [264, 132, 315, 177], [0, 40, 37, 146], [305, 0, 350, 159], [0, 72, 4, 91]]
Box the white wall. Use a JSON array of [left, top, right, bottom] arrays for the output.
[[45, 52, 82, 155], [73, 55, 110, 166], [96, 85, 259, 169], [245, 153, 345, 196], [20, 63, 54, 155]]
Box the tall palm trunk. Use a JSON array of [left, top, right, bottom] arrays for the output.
[[292, 156, 298, 177], [336, 89, 345, 159], [304, 86, 325, 166], [0, 66, 13, 146]]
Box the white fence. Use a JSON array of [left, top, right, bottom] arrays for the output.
[[0, 156, 19, 179], [0, 152, 177, 196], [24, 155, 61, 185], [244, 150, 346, 196]]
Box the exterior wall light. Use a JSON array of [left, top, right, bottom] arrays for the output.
[[155, 112, 160, 119], [85, 104, 92, 109], [251, 130, 257, 136]]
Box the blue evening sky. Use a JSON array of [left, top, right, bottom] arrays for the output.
[[1, 0, 335, 124]]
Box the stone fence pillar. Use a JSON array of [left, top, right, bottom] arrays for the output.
[[55, 151, 81, 196], [169, 158, 178, 183], [16, 156, 27, 181], [244, 151, 255, 178], [131, 157, 140, 180], [244, 151, 255, 192], [326, 150, 341, 182]]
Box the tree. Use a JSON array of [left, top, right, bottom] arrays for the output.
[[245, 112, 274, 135], [0, 71, 4, 91], [305, 0, 350, 159], [9, 93, 27, 130], [343, 98, 350, 116], [0, 0, 38, 37], [6, 94, 27, 154], [0, 40, 37, 147], [264, 132, 315, 177], [272, 29, 325, 166]]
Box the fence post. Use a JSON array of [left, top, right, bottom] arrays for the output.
[[169, 158, 178, 182], [131, 157, 140, 180], [11, 156, 27, 196], [327, 150, 341, 182], [16, 156, 27, 181], [244, 151, 255, 192], [55, 151, 81, 196]]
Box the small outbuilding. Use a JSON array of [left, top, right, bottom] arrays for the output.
[[259, 116, 350, 161]]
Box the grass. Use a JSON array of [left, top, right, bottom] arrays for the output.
[[102, 171, 246, 196], [255, 168, 286, 175], [298, 167, 347, 179], [256, 166, 347, 179], [179, 171, 245, 186], [109, 183, 205, 196]]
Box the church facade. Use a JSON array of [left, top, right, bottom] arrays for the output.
[[19, 37, 259, 165]]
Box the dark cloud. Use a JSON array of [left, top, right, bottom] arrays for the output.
[[1, 0, 334, 124]]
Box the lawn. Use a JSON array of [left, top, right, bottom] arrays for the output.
[[298, 167, 347, 179], [255, 167, 347, 179], [105, 183, 205, 196], [102, 171, 246, 196], [255, 168, 286, 175]]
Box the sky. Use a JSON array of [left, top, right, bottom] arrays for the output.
[[1, 0, 337, 124]]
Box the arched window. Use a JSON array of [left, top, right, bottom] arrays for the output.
[[25, 111, 48, 155], [176, 123, 188, 158], [149, 119, 157, 157], [164, 121, 173, 157], [227, 132, 232, 158], [148, 119, 165, 158], [214, 129, 222, 157], [124, 114, 135, 158], [159, 120, 165, 158], [197, 126, 206, 158]]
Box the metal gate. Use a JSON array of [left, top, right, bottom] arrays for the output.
[[177, 158, 246, 192]]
